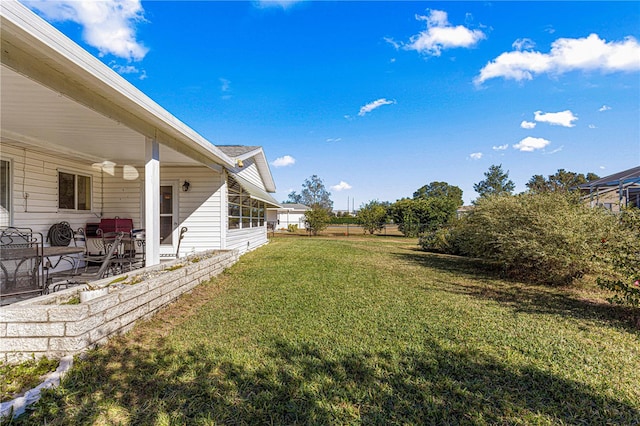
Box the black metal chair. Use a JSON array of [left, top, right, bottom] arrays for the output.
[[0, 227, 45, 299], [52, 232, 124, 292]]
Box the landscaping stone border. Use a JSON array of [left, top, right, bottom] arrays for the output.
[[0, 249, 239, 364]]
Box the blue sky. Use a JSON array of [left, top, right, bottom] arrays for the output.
[[24, 1, 640, 206]]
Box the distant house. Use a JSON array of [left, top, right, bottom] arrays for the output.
[[267, 203, 311, 230], [456, 205, 474, 218], [578, 166, 640, 211], [0, 0, 280, 270]]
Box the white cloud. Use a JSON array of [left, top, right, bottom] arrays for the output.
[[545, 146, 564, 155], [27, 0, 148, 61], [271, 155, 296, 167], [401, 9, 485, 56], [326, 138, 342, 143], [254, 0, 303, 9], [220, 78, 231, 92], [475, 33, 640, 85], [358, 98, 395, 116], [534, 110, 578, 127], [513, 137, 551, 152], [469, 152, 483, 160], [111, 63, 140, 74], [331, 181, 352, 192], [492, 144, 509, 151], [599, 105, 612, 112], [520, 120, 536, 129], [589, 124, 597, 129], [512, 38, 536, 51]]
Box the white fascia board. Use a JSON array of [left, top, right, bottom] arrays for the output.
[[1, 0, 234, 169]]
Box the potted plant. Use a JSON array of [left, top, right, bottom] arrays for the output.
[[78, 284, 109, 303]]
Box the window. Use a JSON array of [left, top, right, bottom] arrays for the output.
[[0, 160, 10, 226], [227, 175, 266, 230], [58, 171, 91, 211]]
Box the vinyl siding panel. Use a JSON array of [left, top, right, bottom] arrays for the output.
[[1, 145, 228, 267], [226, 227, 268, 254], [158, 166, 224, 256], [235, 161, 264, 189], [1, 144, 103, 235]]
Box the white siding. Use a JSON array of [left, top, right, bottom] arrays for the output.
[[0, 144, 228, 269], [235, 160, 264, 189], [276, 211, 306, 229], [2, 143, 271, 266], [102, 166, 142, 226], [226, 227, 268, 254], [0, 143, 103, 235], [159, 167, 224, 256]]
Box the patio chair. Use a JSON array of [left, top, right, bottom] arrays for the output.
[[51, 232, 124, 292], [0, 227, 45, 298]]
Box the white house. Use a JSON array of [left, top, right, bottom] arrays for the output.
[[267, 203, 311, 230], [0, 1, 280, 270]]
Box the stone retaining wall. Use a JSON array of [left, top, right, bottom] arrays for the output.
[[0, 249, 239, 364]]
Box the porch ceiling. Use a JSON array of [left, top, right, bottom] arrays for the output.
[[1, 65, 199, 167]]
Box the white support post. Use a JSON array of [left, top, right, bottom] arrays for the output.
[[145, 137, 160, 266]]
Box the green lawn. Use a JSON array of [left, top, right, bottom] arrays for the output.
[[13, 237, 640, 425]]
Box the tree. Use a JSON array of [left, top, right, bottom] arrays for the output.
[[473, 164, 515, 198], [357, 201, 388, 234], [526, 169, 600, 193], [286, 175, 333, 211], [389, 197, 457, 237], [413, 181, 463, 208], [304, 206, 331, 236]]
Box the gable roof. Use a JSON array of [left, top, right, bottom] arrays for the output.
[[578, 166, 640, 188], [279, 203, 311, 211], [219, 145, 277, 193], [218, 146, 262, 158]]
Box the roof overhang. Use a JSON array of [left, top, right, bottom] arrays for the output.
[[231, 173, 281, 208], [1, 0, 234, 169]]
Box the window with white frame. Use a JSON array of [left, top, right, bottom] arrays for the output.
[[227, 175, 265, 230], [0, 160, 10, 226], [58, 171, 91, 211]]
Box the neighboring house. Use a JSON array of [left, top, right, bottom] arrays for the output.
[[456, 205, 474, 218], [267, 203, 311, 230], [0, 0, 280, 271], [578, 166, 640, 211]]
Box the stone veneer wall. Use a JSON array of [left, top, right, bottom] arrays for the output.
[[0, 250, 239, 364]]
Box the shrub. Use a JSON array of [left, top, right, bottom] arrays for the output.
[[357, 201, 388, 234], [304, 206, 330, 236], [449, 192, 630, 286], [418, 225, 462, 254], [596, 208, 640, 307], [390, 197, 458, 237], [287, 224, 298, 233]]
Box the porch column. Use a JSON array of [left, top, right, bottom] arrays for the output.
[[145, 137, 160, 266]]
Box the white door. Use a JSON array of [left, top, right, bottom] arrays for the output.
[[159, 183, 178, 256]]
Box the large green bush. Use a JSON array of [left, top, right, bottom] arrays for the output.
[[435, 193, 636, 286], [596, 208, 640, 307]]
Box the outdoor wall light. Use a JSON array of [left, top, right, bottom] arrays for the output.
[[182, 180, 190, 192], [236, 159, 244, 168]]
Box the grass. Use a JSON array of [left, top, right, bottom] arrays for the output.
[[6, 236, 640, 425], [1, 357, 59, 403]]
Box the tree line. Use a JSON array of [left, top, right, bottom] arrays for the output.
[[285, 165, 602, 237]]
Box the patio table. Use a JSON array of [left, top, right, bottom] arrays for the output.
[[1, 246, 84, 296]]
